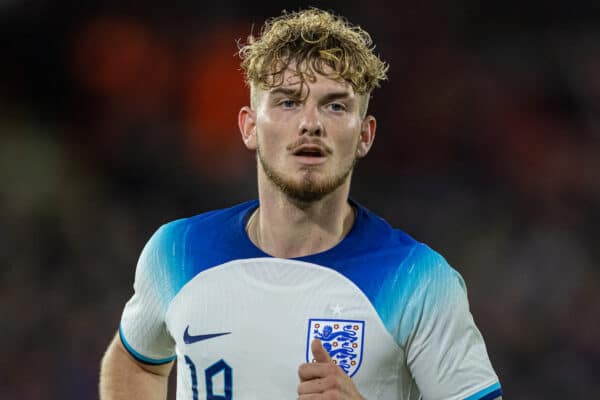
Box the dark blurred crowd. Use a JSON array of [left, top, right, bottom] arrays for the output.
[[1, 1, 599, 399]]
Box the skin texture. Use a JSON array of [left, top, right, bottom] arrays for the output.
[[238, 66, 376, 259], [297, 339, 365, 399], [242, 70, 374, 204], [99, 333, 173, 400]]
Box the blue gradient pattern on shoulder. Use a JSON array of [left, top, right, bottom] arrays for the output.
[[370, 243, 467, 347], [142, 201, 265, 306], [142, 199, 459, 348], [297, 206, 466, 348]]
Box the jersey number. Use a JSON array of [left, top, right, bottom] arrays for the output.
[[184, 356, 232, 400]]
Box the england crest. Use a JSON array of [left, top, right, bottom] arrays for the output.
[[306, 318, 365, 377]]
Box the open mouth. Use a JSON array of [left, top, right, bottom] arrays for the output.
[[293, 146, 326, 157]]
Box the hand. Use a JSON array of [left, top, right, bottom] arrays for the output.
[[297, 339, 365, 399]]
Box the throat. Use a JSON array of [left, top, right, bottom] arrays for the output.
[[245, 204, 356, 258]]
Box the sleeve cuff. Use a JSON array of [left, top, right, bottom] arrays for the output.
[[119, 325, 176, 365], [464, 382, 503, 400]]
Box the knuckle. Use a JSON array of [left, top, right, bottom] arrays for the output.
[[325, 364, 337, 375], [332, 377, 342, 389], [298, 363, 309, 376], [325, 391, 341, 400], [325, 374, 340, 388]]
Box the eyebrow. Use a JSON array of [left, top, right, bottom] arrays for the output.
[[321, 91, 354, 103], [268, 87, 303, 98], [268, 87, 354, 103]]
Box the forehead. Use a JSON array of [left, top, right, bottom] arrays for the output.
[[288, 66, 350, 87], [259, 64, 356, 99]]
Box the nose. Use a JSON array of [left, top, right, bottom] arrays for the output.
[[299, 105, 323, 136]]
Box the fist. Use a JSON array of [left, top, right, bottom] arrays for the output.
[[297, 339, 365, 399]]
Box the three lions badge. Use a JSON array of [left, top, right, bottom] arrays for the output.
[[306, 319, 365, 377]]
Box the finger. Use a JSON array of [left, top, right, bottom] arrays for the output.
[[311, 339, 332, 363], [297, 377, 329, 395], [298, 362, 338, 381], [297, 395, 320, 400]]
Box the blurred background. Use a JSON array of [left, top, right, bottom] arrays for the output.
[[1, 0, 599, 398]]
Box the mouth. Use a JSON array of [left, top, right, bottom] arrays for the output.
[[293, 146, 326, 158], [291, 145, 328, 165]]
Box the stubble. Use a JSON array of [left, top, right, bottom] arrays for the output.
[[257, 142, 357, 203]]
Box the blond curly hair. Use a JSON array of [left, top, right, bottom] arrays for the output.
[[238, 8, 388, 112]]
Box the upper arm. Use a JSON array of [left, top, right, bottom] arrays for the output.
[[402, 247, 502, 400], [119, 225, 178, 365], [100, 332, 173, 400], [112, 332, 174, 377]]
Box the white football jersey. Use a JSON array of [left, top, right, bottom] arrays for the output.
[[119, 200, 502, 400]]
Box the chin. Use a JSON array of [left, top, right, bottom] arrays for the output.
[[284, 174, 344, 203], [259, 150, 353, 203]]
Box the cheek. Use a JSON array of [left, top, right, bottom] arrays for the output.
[[257, 108, 293, 129], [256, 125, 287, 160], [337, 122, 362, 151], [257, 112, 289, 138]]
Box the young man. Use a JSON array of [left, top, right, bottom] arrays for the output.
[[100, 8, 503, 400]]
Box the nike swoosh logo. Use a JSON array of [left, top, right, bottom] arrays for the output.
[[183, 326, 231, 344]]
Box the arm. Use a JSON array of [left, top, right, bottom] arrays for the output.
[[402, 247, 503, 400], [100, 332, 174, 400]]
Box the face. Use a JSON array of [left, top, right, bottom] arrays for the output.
[[239, 67, 376, 203]]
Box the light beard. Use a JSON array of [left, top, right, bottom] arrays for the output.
[[257, 145, 357, 203]]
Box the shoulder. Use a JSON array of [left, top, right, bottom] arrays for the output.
[[357, 206, 466, 340], [353, 204, 461, 283], [134, 200, 259, 298], [154, 199, 258, 241], [143, 198, 259, 265], [405, 243, 466, 290], [371, 241, 468, 347], [352, 200, 461, 276], [350, 202, 418, 256], [382, 240, 467, 318]]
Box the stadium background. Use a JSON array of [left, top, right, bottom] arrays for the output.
[[1, 0, 599, 398]]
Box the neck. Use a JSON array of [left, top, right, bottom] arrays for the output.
[[248, 172, 355, 258]]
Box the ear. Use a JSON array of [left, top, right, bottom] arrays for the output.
[[238, 106, 257, 150], [356, 115, 376, 158]]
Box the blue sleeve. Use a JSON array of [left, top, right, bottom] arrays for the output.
[[374, 244, 502, 399], [119, 224, 180, 364]]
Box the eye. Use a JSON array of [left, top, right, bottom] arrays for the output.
[[279, 99, 298, 109], [328, 102, 347, 112]]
